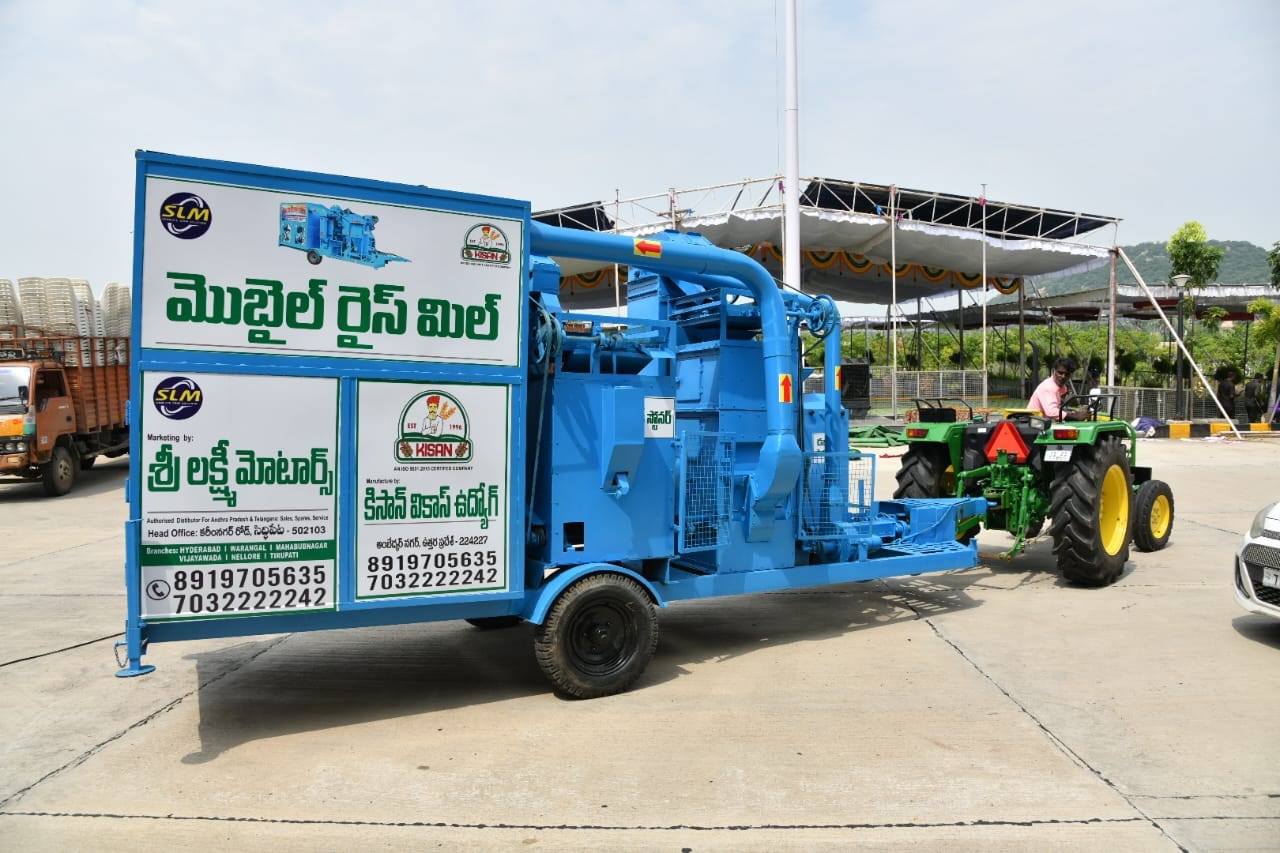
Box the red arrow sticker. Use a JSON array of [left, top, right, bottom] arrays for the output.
[[779, 374, 793, 403], [634, 239, 662, 258]]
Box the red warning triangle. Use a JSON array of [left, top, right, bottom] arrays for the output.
[[984, 419, 1030, 463]]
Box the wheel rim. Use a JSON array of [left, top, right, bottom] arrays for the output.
[[55, 451, 74, 486], [1099, 463, 1130, 555], [1147, 493, 1171, 539], [567, 600, 635, 676]]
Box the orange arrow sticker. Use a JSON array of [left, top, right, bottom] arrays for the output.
[[633, 238, 662, 259], [779, 373, 793, 404]]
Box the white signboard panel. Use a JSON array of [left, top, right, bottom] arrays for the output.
[[139, 372, 339, 620], [141, 177, 522, 365], [355, 380, 511, 599]]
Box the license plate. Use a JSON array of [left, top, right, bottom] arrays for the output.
[[1265, 568, 1280, 589], [1044, 446, 1073, 462]]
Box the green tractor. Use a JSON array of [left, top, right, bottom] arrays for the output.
[[893, 396, 1174, 586]]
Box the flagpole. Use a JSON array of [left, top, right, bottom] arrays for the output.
[[981, 183, 988, 409], [890, 184, 898, 418], [783, 0, 801, 295]]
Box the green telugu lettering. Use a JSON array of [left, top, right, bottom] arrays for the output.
[[164, 272, 501, 347]]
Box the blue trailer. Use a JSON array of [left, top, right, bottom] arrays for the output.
[[278, 201, 408, 269], [120, 153, 985, 698]]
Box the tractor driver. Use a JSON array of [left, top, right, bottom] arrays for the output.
[[1028, 356, 1087, 421]]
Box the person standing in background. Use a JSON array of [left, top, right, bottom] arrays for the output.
[[1243, 373, 1264, 424]]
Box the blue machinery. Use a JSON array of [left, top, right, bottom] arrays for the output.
[[278, 202, 408, 269], [120, 154, 985, 698]]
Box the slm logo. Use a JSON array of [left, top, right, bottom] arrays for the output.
[[159, 192, 213, 240], [395, 390, 473, 463], [153, 376, 204, 419], [461, 223, 511, 265]]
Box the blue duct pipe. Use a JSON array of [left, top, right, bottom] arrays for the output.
[[528, 222, 802, 519]]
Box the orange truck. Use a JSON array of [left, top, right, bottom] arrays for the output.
[[0, 326, 129, 495]]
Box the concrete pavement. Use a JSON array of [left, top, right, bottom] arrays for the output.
[[1, 439, 1278, 851]]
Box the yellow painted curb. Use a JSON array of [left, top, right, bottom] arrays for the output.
[[1167, 423, 1190, 439]]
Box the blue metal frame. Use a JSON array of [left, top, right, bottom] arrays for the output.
[[119, 152, 988, 682]]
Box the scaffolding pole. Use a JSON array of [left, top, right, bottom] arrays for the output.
[[1117, 248, 1243, 439]]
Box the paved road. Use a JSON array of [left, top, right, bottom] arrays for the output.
[[1, 439, 1278, 851]]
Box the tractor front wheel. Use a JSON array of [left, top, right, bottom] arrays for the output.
[[1132, 479, 1174, 552], [1049, 436, 1133, 586], [533, 573, 658, 699]]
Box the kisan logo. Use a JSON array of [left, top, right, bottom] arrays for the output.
[[395, 390, 473, 463], [153, 376, 204, 419], [461, 224, 510, 266], [159, 192, 212, 239]]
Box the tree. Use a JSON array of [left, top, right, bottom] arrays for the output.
[[1249, 296, 1280, 418], [1269, 240, 1280, 289], [1167, 221, 1224, 286]]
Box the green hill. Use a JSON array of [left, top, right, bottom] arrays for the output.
[[1030, 240, 1272, 296]]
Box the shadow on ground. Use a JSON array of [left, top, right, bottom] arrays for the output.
[[180, 566, 1007, 763]]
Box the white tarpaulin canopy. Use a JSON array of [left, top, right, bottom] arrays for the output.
[[535, 177, 1119, 309]]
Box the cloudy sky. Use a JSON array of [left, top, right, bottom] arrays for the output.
[[1, 0, 1276, 291]]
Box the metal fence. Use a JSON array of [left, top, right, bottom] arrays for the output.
[[801, 369, 1240, 422], [803, 369, 1020, 408]]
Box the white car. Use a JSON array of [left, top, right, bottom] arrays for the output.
[[1235, 501, 1280, 618]]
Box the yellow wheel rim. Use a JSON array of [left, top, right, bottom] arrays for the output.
[[1147, 493, 1171, 540], [1099, 464, 1130, 555]]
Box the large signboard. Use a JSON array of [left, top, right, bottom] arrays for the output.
[[129, 155, 526, 644], [139, 372, 339, 620], [355, 380, 511, 599], [141, 177, 522, 365]]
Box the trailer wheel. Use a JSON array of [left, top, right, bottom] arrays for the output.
[[1132, 479, 1174, 552], [534, 573, 657, 699], [306, 250, 322, 265], [465, 616, 523, 630], [1049, 436, 1132, 586], [41, 446, 76, 496]]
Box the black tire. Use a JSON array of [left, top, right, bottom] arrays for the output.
[[894, 443, 976, 542], [80, 454, 97, 471], [1049, 436, 1132, 586], [894, 443, 952, 498], [306, 250, 322, 265], [1132, 479, 1174, 552], [533, 573, 658, 699], [41, 446, 76, 497], [465, 616, 523, 630]]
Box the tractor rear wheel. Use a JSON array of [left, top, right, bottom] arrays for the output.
[[1132, 479, 1174, 552], [1049, 436, 1133, 586], [534, 573, 658, 699], [894, 443, 953, 499], [895, 443, 977, 542]]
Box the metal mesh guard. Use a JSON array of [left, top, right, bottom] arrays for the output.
[[681, 432, 734, 552], [799, 451, 876, 540]]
